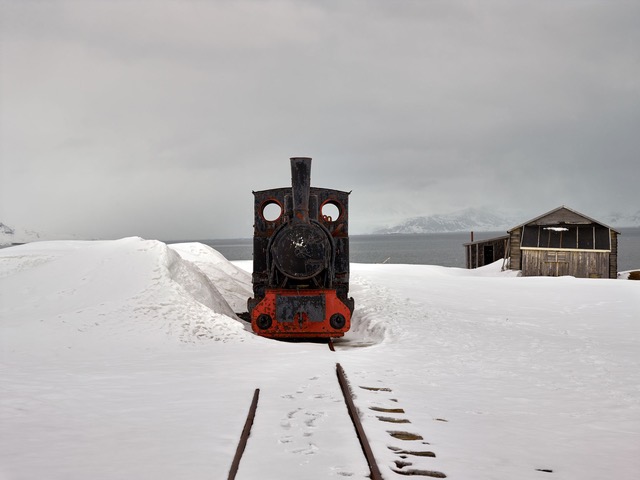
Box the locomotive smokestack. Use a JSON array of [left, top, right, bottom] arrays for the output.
[[290, 157, 311, 223]]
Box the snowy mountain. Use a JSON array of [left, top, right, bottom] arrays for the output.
[[0, 222, 15, 237], [602, 210, 640, 228], [374, 208, 517, 234], [0, 222, 18, 246], [0, 221, 78, 246], [374, 207, 640, 235]]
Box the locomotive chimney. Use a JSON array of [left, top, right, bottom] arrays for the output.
[[290, 157, 312, 223]]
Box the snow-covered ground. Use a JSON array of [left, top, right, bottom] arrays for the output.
[[1, 238, 638, 479]]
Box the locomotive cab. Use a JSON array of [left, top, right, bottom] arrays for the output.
[[248, 157, 354, 338]]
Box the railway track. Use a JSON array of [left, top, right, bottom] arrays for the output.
[[336, 363, 384, 480], [228, 388, 260, 480], [228, 355, 446, 479]]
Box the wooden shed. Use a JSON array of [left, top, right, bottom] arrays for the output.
[[464, 234, 509, 269], [507, 206, 620, 278]]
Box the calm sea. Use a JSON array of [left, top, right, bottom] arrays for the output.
[[196, 227, 640, 272]]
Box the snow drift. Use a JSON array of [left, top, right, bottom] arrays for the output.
[[1, 238, 639, 479]]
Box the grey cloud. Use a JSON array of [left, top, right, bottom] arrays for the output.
[[1, 0, 639, 239]]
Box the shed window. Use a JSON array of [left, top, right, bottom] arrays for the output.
[[578, 226, 593, 249], [521, 225, 610, 251], [561, 227, 578, 248], [521, 226, 539, 247], [595, 227, 610, 250], [548, 228, 565, 248]]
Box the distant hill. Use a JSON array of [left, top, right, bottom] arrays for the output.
[[0, 222, 79, 246], [1, 223, 15, 246], [602, 211, 640, 228], [374, 208, 517, 234], [374, 208, 640, 235]]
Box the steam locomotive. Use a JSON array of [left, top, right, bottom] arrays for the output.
[[247, 157, 354, 339]]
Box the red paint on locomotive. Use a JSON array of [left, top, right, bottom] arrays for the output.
[[250, 289, 351, 338]]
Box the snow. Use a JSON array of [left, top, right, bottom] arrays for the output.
[[1, 238, 639, 479]]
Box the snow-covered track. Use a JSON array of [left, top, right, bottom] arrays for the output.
[[227, 364, 385, 480], [228, 361, 447, 479], [340, 366, 449, 478]]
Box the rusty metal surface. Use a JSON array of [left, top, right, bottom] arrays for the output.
[[276, 294, 326, 323], [250, 288, 351, 338], [271, 223, 332, 280], [228, 388, 260, 480], [249, 157, 354, 338], [336, 363, 384, 480], [290, 157, 312, 223]]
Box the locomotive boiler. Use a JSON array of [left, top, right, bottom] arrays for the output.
[[247, 157, 354, 338]]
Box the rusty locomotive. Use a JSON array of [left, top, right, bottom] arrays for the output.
[[247, 157, 354, 338]]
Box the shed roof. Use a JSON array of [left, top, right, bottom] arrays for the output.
[[463, 234, 509, 247], [508, 206, 620, 234]]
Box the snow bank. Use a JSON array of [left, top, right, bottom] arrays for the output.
[[618, 269, 640, 280], [0, 237, 249, 353], [1, 240, 638, 479], [344, 262, 640, 479], [169, 242, 253, 313]]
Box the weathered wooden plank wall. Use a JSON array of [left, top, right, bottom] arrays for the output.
[[510, 228, 522, 270], [522, 250, 610, 278], [610, 230, 618, 278], [528, 209, 593, 226], [505, 207, 619, 278], [465, 237, 508, 269]]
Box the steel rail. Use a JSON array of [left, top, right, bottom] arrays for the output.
[[228, 388, 260, 480], [336, 363, 384, 480]]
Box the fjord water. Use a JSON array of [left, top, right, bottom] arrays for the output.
[[201, 227, 640, 271]]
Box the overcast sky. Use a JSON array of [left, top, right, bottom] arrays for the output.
[[1, 0, 639, 240]]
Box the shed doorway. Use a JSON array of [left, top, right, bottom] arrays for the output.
[[483, 245, 494, 265]]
